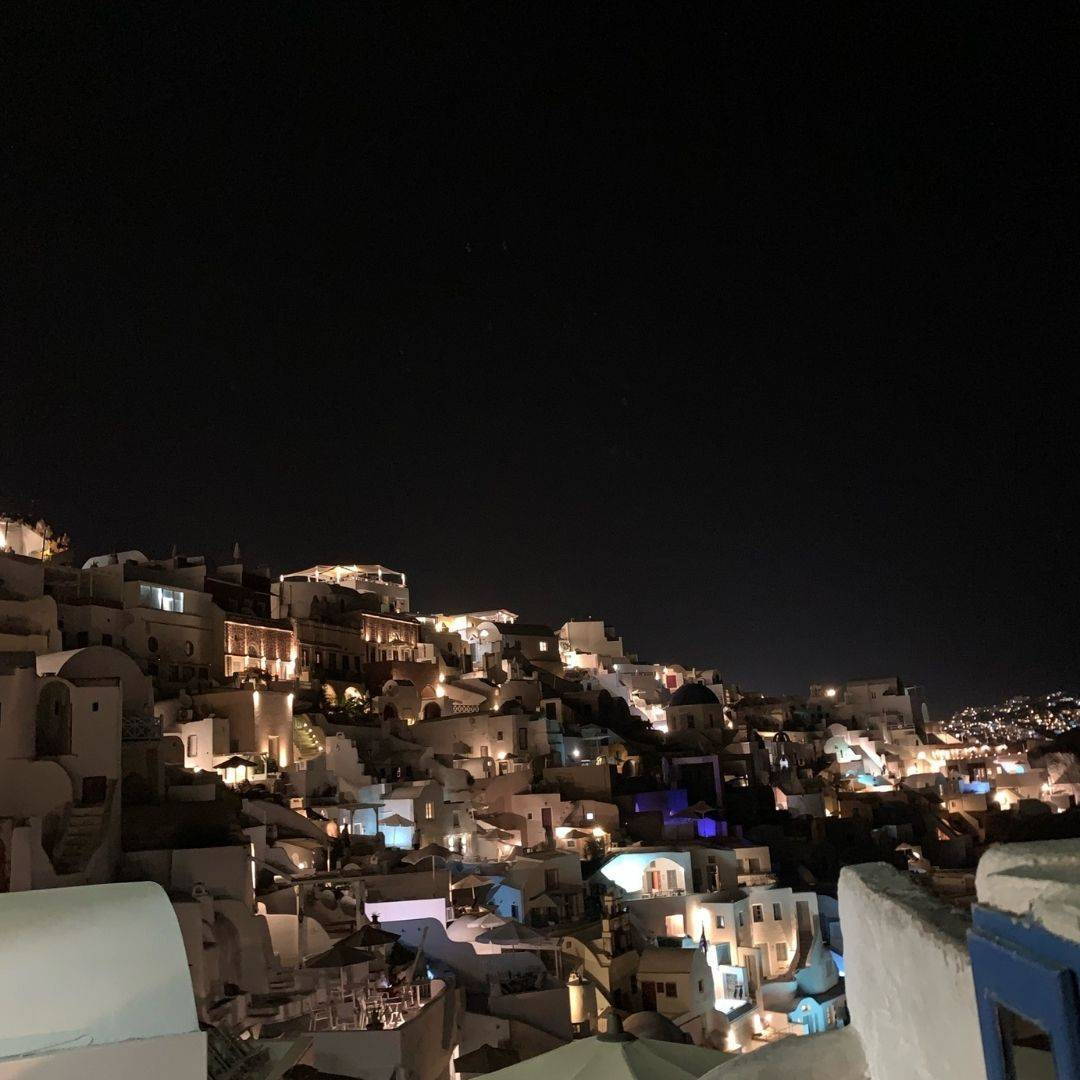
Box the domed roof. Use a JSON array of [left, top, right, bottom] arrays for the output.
[[669, 682, 720, 708], [622, 1010, 689, 1043]]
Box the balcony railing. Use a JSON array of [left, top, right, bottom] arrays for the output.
[[122, 715, 163, 741]]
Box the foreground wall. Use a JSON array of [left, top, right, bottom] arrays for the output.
[[838, 863, 985, 1080]]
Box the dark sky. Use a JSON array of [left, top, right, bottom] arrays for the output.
[[5, 5, 1078, 713]]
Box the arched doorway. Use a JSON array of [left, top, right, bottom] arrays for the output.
[[36, 682, 72, 758], [422, 701, 441, 720]]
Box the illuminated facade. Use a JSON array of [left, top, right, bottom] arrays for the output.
[[223, 617, 297, 681]]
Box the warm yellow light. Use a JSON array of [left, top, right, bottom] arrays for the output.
[[592, 826, 606, 838], [825, 688, 837, 698]]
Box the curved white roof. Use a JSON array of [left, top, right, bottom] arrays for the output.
[[36, 646, 154, 713], [0, 882, 198, 1060]]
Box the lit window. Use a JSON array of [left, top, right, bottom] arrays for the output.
[[139, 584, 184, 613], [539, 641, 548, 652], [586, 812, 594, 820], [425, 801, 435, 820]]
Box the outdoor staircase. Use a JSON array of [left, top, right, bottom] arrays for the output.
[[51, 802, 108, 875], [293, 714, 326, 761]]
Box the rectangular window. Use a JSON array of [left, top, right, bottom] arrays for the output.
[[698, 980, 704, 993], [665, 914, 685, 936], [187, 735, 197, 756], [773, 903, 783, 921], [715, 914, 725, 929], [538, 641, 548, 652], [425, 801, 435, 821], [666, 869, 679, 891], [545, 869, 560, 889], [139, 584, 184, 613], [737, 911, 745, 928], [776, 942, 788, 962], [752, 905, 763, 923], [665, 982, 677, 998]]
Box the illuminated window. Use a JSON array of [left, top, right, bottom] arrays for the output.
[[425, 801, 435, 820], [539, 641, 548, 652], [139, 584, 184, 613]]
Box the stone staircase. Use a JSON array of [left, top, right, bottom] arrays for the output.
[[51, 802, 108, 875], [293, 714, 326, 761]]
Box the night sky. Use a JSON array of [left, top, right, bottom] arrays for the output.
[[5, 6, 1077, 713]]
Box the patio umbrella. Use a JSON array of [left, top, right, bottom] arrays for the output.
[[379, 814, 414, 828], [405, 843, 452, 861], [684, 801, 716, 816], [467, 910, 508, 929], [340, 922, 400, 949], [455, 1045, 521, 1076], [451, 873, 493, 904], [479, 1012, 732, 1080], [403, 843, 451, 879], [305, 944, 376, 969], [475, 920, 550, 950], [213, 755, 262, 770]]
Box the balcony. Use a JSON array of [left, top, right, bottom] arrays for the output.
[[121, 714, 163, 741]]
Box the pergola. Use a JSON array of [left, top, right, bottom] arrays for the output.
[[284, 564, 407, 588]]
